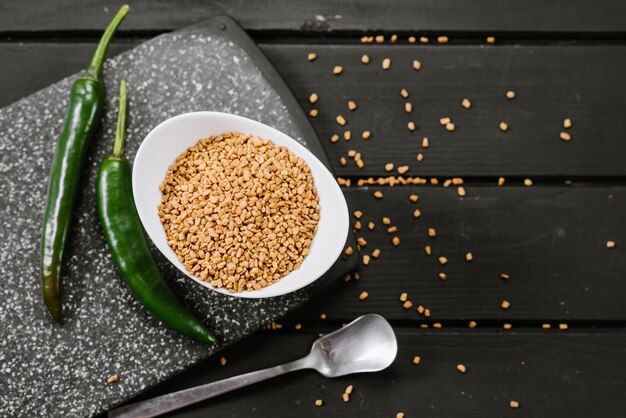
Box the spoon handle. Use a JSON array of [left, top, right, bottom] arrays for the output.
[[108, 357, 310, 418]]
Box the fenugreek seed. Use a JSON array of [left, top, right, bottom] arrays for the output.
[[309, 109, 318, 117], [385, 163, 394, 172], [407, 121, 416, 131], [501, 300, 511, 310], [438, 256, 448, 265], [295, 323, 302, 330], [360, 36, 369, 43], [372, 248, 381, 258], [416, 153, 424, 162], [315, 400, 323, 407], [382, 217, 391, 225], [506, 90, 516, 99], [438, 272, 447, 280], [396, 413, 405, 418], [563, 118, 572, 129], [409, 194, 419, 202], [375, 35, 384, 43], [524, 178, 533, 186], [330, 134, 339, 143], [347, 101, 358, 111], [373, 191, 383, 199], [320, 313, 327, 319], [499, 121, 509, 132], [333, 65, 344, 75], [345, 385, 354, 395], [457, 186, 466, 197], [107, 375, 119, 384], [392, 236, 400, 246], [510, 400, 520, 409], [361, 54, 370, 64], [440, 117, 450, 125], [398, 165, 410, 175], [486, 36, 496, 44], [498, 177, 505, 186], [344, 246, 354, 256], [469, 321, 477, 328], [420, 36, 428, 43], [408, 36, 416, 43], [353, 210, 363, 219], [359, 291, 369, 300], [344, 131, 352, 141], [348, 150, 356, 158], [456, 364, 467, 373], [503, 323, 512, 330], [461, 98, 472, 109], [307, 52, 317, 61], [446, 122, 455, 132], [437, 35, 449, 43], [413, 209, 422, 218], [308, 93, 318, 104], [336, 115, 346, 126], [412, 60, 422, 71], [356, 159, 364, 169], [339, 157, 347, 166], [405, 102, 413, 113], [559, 323, 568, 330], [368, 222, 375, 230], [400, 88, 409, 98], [542, 323, 551, 329], [433, 323, 442, 328], [465, 252, 473, 262], [424, 245, 431, 255], [403, 300, 413, 309], [500, 273, 510, 280], [342, 393, 350, 402], [560, 131, 571, 141], [417, 305, 425, 314], [607, 240, 616, 248], [444, 179, 452, 187], [428, 228, 436, 237], [354, 221, 362, 230], [391, 34, 398, 42], [382, 58, 392, 70], [420, 138, 429, 149], [220, 357, 227, 366], [412, 356, 421, 365], [387, 226, 398, 234], [357, 237, 367, 246], [400, 292, 408, 302]]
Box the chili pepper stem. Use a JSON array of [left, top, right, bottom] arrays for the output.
[[85, 5, 130, 81], [112, 79, 128, 159]]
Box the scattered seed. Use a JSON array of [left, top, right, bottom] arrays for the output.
[[456, 364, 467, 373], [413, 209, 422, 218], [559, 323, 568, 330], [295, 323, 302, 330], [106, 375, 119, 384], [425, 308, 432, 318], [438, 256, 448, 265], [400, 292, 408, 302], [342, 131, 352, 142], [348, 101, 358, 111], [417, 305, 425, 314], [607, 240, 616, 248], [385, 163, 394, 172], [500, 273, 510, 280], [486, 36, 496, 44], [403, 300, 413, 309], [446, 122, 456, 132], [524, 178, 533, 186], [461, 98, 472, 109], [333, 66, 343, 75], [425, 245, 432, 255], [353, 210, 363, 219], [357, 237, 367, 247], [469, 321, 477, 328], [347, 150, 356, 157], [563, 118, 572, 129], [501, 300, 511, 310], [405, 102, 413, 113], [408, 36, 416, 43], [499, 121, 509, 132], [437, 35, 449, 43], [220, 357, 227, 366], [409, 194, 419, 202], [362, 131, 372, 139], [345, 385, 354, 395], [433, 323, 442, 328], [330, 134, 339, 143], [412, 356, 421, 365], [320, 313, 327, 319], [368, 221, 375, 230], [542, 323, 551, 329], [416, 153, 424, 162], [457, 186, 466, 197], [336, 115, 347, 126], [498, 177, 505, 186], [390, 34, 398, 42], [398, 165, 410, 175], [375, 35, 385, 43], [412, 60, 422, 71], [382, 58, 392, 70], [400, 88, 410, 98], [315, 399, 323, 407], [382, 217, 392, 225], [420, 36, 429, 43], [506, 90, 516, 99], [438, 272, 447, 280], [396, 413, 405, 418], [339, 157, 347, 166], [307, 53, 317, 62], [342, 393, 350, 402], [392, 236, 401, 246], [503, 323, 512, 330], [309, 109, 318, 117], [387, 226, 398, 234], [344, 246, 354, 256], [354, 221, 362, 230], [440, 117, 451, 125], [428, 228, 437, 237], [510, 400, 520, 409], [465, 252, 473, 262], [560, 131, 571, 141], [407, 121, 416, 131], [359, 291, 369, 300], [373, 191, 384, 199], [372, 248, 381, 258]]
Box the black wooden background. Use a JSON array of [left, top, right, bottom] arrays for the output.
[[2, 1, 626, 417]]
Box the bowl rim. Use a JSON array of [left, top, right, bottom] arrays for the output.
[[132, 111, 350, 298]]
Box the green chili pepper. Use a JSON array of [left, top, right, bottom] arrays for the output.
[[40, 5, 130, 324], [96, 80, 218, 345]]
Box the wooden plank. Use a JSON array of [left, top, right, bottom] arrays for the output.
[[291, 186, 626, 322], [4, 0, 626, 33], [111, 328, 626, 417], [4, 42, 626, 177]]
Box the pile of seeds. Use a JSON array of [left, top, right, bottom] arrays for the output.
[[158, 132, 320, 292]]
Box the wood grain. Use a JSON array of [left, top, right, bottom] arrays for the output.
[[4, 0, 626, 33], [111, 328, 626, 418]]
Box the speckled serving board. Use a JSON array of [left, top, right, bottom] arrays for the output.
[[0, 15, 356, 417]]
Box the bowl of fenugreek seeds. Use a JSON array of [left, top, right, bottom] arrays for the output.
[[132, 112, 349, 298]]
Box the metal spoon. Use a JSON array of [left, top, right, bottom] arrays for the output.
[[109, 314, 397, 418]]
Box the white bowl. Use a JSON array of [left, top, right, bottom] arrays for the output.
[[132, 112, 349, 298]]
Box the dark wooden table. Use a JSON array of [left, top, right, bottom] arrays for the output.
[[3, 1, 626, 416]]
